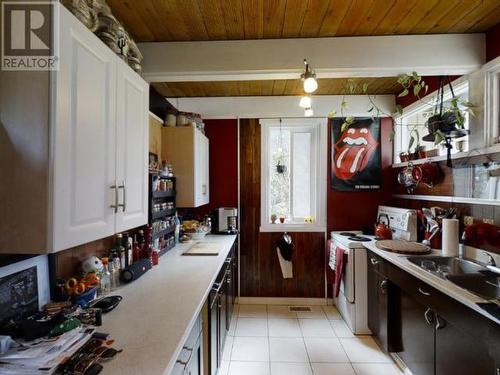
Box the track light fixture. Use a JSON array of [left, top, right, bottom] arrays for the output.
[[301, 59, 318, 94], [299, 95, 312, 108]]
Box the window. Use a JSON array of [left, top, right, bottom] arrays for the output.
[[485, 57, 500, 146], [394, 81, 470, 163], [260, 118, 326, 232]]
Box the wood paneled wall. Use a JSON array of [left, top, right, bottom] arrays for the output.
[[239, 119, 325, 298]]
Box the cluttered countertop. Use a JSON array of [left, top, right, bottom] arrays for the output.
[[97, 234, 237, 375]]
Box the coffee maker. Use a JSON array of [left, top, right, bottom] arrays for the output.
[[212, 208, 238, 234]]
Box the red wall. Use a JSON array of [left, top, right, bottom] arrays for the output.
[[178, 119, 238, 219], [327, 117, 394, 233], [486, 22, 500, 62]]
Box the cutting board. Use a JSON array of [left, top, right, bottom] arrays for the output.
[[182, 245, 219, 256], [375, 240, 431, 255]]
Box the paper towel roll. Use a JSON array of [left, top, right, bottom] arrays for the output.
[[442, 218, 459, 256]]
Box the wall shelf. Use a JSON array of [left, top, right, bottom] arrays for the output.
[[392, 194, 500, 207], [392, 144, 500, 169]]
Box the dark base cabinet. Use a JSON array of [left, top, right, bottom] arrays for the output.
[[367, 251, 498, 375], [367, 252, 402, 353], [209, 241, 237, 375], [398, 290, 434, 375], [435, 315, 494, 375]]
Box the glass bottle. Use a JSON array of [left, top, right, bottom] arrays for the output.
[[142, 226, 154, 265], [123, 232, 132, 267], [112, 256, 121, 289], [132, 234, 141, 263], [116, 233, 126, 270], [99, 257, 111, 296]]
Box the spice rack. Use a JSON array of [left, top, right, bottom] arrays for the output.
[[149, 173, 177, 255]]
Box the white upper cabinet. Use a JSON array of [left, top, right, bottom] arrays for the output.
[[51, 7, 149, 251], [162, 127, 210, 208], [0, 6, 149, 254], [52, 6, 118, 251], [115, 61, 149, 232]]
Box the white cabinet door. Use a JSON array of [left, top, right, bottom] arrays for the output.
[[52, 8, 117, 251], [115, 61, 149, 232], [194, 131, 209, 206]]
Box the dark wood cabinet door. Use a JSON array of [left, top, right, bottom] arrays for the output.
[[397, 290, 435, 375], [435, 315, 495, 375], [367, 256, 380, 338]]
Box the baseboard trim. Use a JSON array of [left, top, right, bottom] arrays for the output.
[[236, 297, 328, 306]]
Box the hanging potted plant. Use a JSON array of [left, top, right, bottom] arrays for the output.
[[421, 77, 471, 166]]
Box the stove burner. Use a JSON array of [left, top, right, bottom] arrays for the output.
[[348, 236, 372, 242], [340, 232, 357, 237]]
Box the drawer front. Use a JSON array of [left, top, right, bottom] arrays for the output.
[[367, 251, 387, 276]]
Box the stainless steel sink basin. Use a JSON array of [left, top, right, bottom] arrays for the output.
[[407, 255, 500, 301], [407, 256, 486, 275], [446, 272, 500, 301]]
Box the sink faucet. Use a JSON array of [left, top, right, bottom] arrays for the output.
[[482, 251, 497, 267]]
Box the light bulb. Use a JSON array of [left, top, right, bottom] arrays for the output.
[[303, 77, 318, 93], [299, 95, 312, 108], [304, 107, 314, 117]]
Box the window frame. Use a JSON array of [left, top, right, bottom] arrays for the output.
[[393, 80, 470, 164], [485, 57, 500, 147], [260, 118, 327, 233]]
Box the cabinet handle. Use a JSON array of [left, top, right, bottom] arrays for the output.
[[370, 258, 380, 265], [110, 183, 118, 213], [118, 180, 126, 212], [424, 308, 434, 325], [418, 287, 431, 296], [379, 279, 388, 294], [202, 184, 207, 195], [435, 315, 446, 330]]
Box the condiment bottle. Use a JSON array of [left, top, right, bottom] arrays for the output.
[[99, 257, 111, 296]]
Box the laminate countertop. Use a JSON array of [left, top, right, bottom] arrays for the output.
[[99, 234, 237, 375], [363, 242, 500, 325]]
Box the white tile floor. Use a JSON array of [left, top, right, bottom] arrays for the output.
[[218, 304, 403, 375]]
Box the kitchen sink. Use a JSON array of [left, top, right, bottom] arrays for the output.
[[446, 272, 500, 300], [407, 256, 486, 275], [407, 255, 500, 301]]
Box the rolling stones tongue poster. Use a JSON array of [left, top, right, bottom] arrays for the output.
[[331, 118, 381, 191]]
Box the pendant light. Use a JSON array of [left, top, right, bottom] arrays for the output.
[[299, 95, 312, 108], [301, 59, 318, 94]]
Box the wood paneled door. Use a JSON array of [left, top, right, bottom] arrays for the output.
[[239, 119, 325, 298]]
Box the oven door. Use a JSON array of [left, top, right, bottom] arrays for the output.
[[331, 240, 355, 303]]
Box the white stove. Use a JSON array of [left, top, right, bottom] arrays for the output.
[[329, 206, 417, 335], [330, 231, 375, 335]]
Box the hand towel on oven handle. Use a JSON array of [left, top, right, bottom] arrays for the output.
[[333, 247, 348, 298]]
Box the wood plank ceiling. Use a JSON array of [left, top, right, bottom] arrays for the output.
[[151, 77, 401, 97], [107, 0, 500, 42]]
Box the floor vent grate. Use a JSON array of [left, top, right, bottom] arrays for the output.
[[288, 306, 312, 312]]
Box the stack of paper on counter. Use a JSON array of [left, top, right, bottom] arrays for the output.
[[0, 327, 94, 374]]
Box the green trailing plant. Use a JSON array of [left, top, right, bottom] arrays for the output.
[[330, 72, 475, 149]]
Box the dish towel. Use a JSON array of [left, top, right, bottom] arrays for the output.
[[333, 247, 347, 298], [277, 235, 293, 278]]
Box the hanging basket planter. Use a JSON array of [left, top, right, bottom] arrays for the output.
[[422, 77, 470, 167]]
